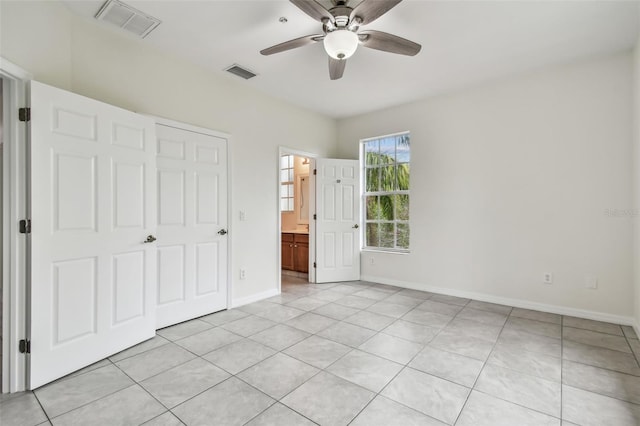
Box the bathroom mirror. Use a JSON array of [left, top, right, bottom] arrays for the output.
[[297, 174, 309, 224]]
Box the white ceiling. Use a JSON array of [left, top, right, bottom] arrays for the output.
[[63, 0, 639, 119]]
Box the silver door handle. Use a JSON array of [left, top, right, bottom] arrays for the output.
[[218, 229, 228, 236], [143, 235, 157, 243]]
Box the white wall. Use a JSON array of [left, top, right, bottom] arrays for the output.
[[0, 1, 337, 303], [339, 53, 635, 321], [0, 1, 72, 91], [633, 32, 640, 331], [1, 1, 637, 322]]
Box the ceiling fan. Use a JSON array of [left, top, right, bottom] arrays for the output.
[[260, 0, 421, 80]]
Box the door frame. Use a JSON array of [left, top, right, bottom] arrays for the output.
[[277, 147, 317, 290], [149, 115, 233, 312], [1, 57, 31, 393]]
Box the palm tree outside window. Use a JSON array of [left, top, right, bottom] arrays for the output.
[[362, 132, 410, 251]]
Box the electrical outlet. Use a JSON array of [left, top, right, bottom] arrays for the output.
[[239, 210, 246, 221], [240, 269, 246, 280], [543, 273, 553, 284], [585, 275, 598, 289]]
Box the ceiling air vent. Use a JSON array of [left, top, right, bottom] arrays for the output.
[[95, 0, 161, 38], [225, 64, 258, 80]]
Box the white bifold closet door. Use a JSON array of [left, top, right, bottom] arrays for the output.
[[155, 123, 228, 329], [315, 158, 361, 283], [29, 81, 157, 388]]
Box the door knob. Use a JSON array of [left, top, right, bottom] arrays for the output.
[[352, 224, 359, 229], [143, 235, 157, 243], [217, 229, 228, 236]]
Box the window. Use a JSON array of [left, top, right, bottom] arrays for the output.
[[362, 133, 410, 251], [280, 154, 294, 212]]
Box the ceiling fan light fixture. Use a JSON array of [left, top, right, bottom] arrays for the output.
[[323, 29, 359, 60]]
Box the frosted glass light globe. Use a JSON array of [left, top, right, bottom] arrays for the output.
[[323, 29, 358, 60]]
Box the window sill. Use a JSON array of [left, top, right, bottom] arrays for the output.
[[362, 248, 410, 255]]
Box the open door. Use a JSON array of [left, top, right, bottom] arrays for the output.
[[315, 158, 360, 283], [29, 81, 157, 388]]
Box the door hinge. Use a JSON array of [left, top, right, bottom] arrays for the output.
[[313, 169, 317, 175], [19, 219, 31, 234], [19, 339, 31, 354], [313, 262, 316, 268], [313, 214, 316, 220], [19, 107, 31, 122]]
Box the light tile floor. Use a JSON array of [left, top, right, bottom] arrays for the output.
[[2, 278, 640, 425]]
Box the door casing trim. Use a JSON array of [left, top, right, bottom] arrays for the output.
[[1, 57, 31, 393]]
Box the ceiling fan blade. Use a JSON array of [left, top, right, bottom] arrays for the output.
[[290, 0, 334, 23], [329, 57, 346, 80], [350, 0, 403, 25], [260, 34, 324, 56], [359, 30, 421, 56]]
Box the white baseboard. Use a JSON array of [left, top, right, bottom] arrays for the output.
[[231, 288, 280, 308], [633, 320, 640, 340], [361, 275, 637, 327]]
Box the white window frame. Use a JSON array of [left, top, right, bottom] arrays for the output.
[[280, 154, 294, 212], [360, 131, 410, 253]]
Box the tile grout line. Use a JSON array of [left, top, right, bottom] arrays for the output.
[[449, 303, 512, 425], [623, 330, 640, 367], [4, 284, 434, 424], [560, 314, 564, 422], [559, 315, 640, 409], [234, 365, 323, 426], [31, 390, 53, 425], [246, 284, 426, 425], [112, 331, 282, 425], [27, 281, 640, 425], [39, 382, 139, 422], [346, 292, 464, 425], [451, 307, 573, 424], [174, 304, 367, 426], [108, 358, 187, 424], [34, 357, 139, 421], [178, 315, 347, 423], [166, 375, 239, 424], [141, 410, 187, 426], [230, 296, 376, 426]]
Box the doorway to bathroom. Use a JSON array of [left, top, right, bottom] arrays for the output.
[[278, 148, 315, 289]]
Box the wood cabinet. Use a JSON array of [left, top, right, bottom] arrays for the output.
[[281, 233, 295, 270], [294, 234, 309, 273], [282, 233, 309, 273]]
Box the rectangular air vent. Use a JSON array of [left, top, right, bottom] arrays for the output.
[[95, 0, 161, 38], [225, 64, 258, 80]]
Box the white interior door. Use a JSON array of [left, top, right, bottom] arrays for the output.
[[315, 159, 360, 283], [155, 123, 228, 329], [29, 81, 157, 388]]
